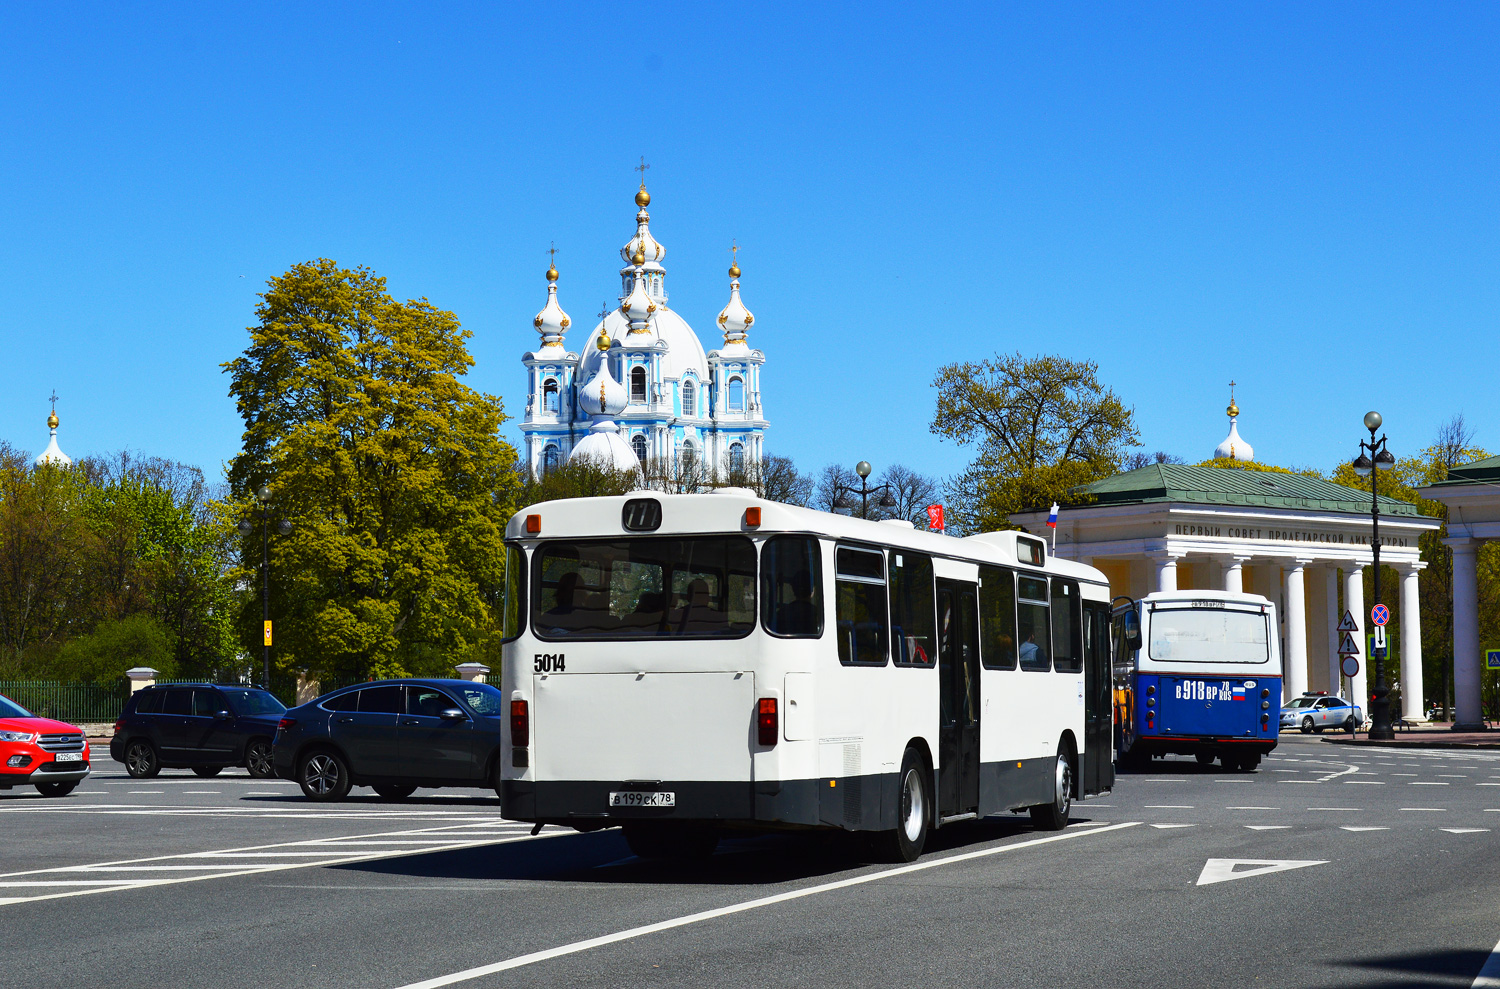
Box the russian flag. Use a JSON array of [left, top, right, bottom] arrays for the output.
[[1046, 503, 1059, 529]]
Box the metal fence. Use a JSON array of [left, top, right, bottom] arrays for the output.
[[0, 680, 132, 724]]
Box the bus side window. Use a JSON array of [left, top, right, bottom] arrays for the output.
[[978, 565, 1017, 670], [888, 550, 935, 665], [1017, 575, 1052, 671], [835, 546, 889, 666], [761, 535, 824, 638], [1051, 579, 1083, 673]]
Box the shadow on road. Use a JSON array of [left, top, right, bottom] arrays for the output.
[[328, 813, 1103, 886], [1320, 948, 1493, 987], [1113, 758, 1260, 776]]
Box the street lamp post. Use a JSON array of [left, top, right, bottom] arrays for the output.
[[834, 461, 898, 519], [1352, 411, 1397, 741], [238, 484, 292, 691]]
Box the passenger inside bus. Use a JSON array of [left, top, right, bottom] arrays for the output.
[[774, 570, 819, 635], [546, 572, 580, 616]]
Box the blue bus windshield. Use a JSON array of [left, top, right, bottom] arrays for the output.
[[1147, 608, 1269, 664]]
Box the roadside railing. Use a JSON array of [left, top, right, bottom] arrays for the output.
[[0, 680, 132, 725]]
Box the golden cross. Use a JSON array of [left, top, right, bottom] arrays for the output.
[[546, 243, 558, 267], [598, 302, 612, 323], [49, 389, 58, 408], [1229, 379, 1236, 401], [635, 156, 650, 186], [730, 241, 739, 267]]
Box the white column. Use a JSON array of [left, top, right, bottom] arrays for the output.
[[126, 667, 159, 693], [1450, 538, 1483, 730], [1283, 562, 1309, 700], [1399, 564, 1426, 722], [1325, 568, 1341, 700], [1344, 566, 1367, 718], [1222, 556, 1246, 594], [454, 662, 490, 683], [1153, 554, 1179, 593]]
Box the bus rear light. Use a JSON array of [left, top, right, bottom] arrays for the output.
[[757, 698, 778, 747], [744, 507, 761, 527], [525, 514, 542, 534], [511, 700, 529, 748]]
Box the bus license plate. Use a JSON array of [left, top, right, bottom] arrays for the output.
[[609, 791, 675, 808], [54, 752, 83, 763]]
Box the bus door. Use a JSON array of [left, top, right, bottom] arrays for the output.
[[1082, 604, 1115, 794], [936, 580, 980, 819]]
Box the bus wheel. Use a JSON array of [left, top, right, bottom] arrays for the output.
[[1195, 752, 1216, 767], [873, 748, 929, 863], [1030, 745, 1073, 831], [623, 822, 718, 862]]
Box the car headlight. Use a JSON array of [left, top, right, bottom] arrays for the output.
[[0, 731, 37, 743]]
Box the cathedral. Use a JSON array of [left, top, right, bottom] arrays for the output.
[[520, 177, 767, 479]]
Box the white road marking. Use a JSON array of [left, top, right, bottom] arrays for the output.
[[1341, 826, 1389, 832], [1410, 782, 1450, 786], [1226, 806, 1279, 810], [1196, 858, 1324, 886], [1439, 774, 1469, 778], [1345, 780, 1386, 784], [1401, 807, 1447, 812], [1150, 824, 1196, 829], [1278, 780, 1318, 784], [1478, 784, 1500, 787], [389, 822, 1143, 989], [1214, 779, 1253, 783], [1245, 825, 1291, 830], [1441, 828, 1490, 834], [1307, 807, 1360, 811], [1144, 805, 1194, 809]]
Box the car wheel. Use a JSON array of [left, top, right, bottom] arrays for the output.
[[124, 740, 160, 779], [298, 750, 351, 801], [1195, 752, 1216, 766], [245, 740, 275, 779], [1300, 716, 1315, 734], [622, 822, 719, 861], [1030, 743, 1074, 831], [192, 765, 223, 778], [871, 746, 930, 862], [372, 784, 418, 801], [1345, 716, 1357, 731], [36, 781, 77, 797]]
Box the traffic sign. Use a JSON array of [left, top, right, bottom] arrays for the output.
[[1487, 649, 1500, 671], [1341, 655, 1360, 678], [1373, 625, 1386, 650], [1338, 631, 1361, 655], [1337, 610, 1359, 633], [1371, 604, 1390, 627], [263, 621, 272, 647]]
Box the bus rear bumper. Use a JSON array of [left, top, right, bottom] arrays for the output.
[[1131, 736, 1277, 758]]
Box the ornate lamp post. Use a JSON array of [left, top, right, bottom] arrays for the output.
[[238, 485, 292, 691], [835, 461, 898, 519], [1351, 411, 1397, 740]]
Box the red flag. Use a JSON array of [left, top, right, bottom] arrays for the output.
[[925, 504, 945, 531]]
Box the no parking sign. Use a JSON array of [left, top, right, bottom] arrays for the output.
[[1371, 604, 1390, 627]]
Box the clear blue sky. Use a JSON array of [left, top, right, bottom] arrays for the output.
[[3, 3, 1496, 488]]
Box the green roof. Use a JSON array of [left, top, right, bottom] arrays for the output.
[[1074, 464, 1430, 517], [1425, 453, 1500, 487]]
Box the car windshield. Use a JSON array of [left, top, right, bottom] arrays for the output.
[[0, 694, 33, 718], [451, 682, 505, 717], [1285, 697, 1315, 709], [220, 689, 286, 717]]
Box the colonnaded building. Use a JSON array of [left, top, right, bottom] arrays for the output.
[[1014, 394, 1443, 724], [519, 178, 767, 478]]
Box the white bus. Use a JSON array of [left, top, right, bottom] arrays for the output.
[[498, 490, 1115, 862]]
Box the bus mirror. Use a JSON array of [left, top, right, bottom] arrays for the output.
[[1122, 611, 1142, 650]]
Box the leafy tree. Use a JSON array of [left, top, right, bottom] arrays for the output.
[[931, 353, 1139, 532], [524, 458, 641, 503], [54, 614, 177, 684], [223, 260, 522, 681]]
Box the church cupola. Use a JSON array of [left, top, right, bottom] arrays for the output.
[[532, 249, 572, 352], [1213, 381, 1254, 462], [569, 329, 640, 471], [716, 244, 754, 351], [619, 163, 668, 307], [35, 394, 72, 467]]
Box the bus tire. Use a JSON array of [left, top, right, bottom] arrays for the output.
[[1195, 752, 1216, 766], [873, 747, 929, 863], [1030, 744, 1073, 831], [623, 822, 718, 862]]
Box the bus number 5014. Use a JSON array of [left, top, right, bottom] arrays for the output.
[[533, 654, 566, 673]]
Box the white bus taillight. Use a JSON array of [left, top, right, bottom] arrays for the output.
[[510, 700, 529, 748], [757, 698, 778, 747]]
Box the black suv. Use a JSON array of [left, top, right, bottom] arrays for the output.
[[272, 679, 506, 801], [110, 684, 286, 779]]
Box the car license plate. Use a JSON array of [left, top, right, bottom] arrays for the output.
[[609, 790, 675, 808], [54, 752, 83, 763]]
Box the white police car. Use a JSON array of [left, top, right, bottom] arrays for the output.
[[1280, 692, 1362, 733]]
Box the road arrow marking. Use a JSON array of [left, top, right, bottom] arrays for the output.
[[1196, 858, 1326, 886]]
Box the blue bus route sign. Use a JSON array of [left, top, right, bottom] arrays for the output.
[[1371, 604, 1390, 627]]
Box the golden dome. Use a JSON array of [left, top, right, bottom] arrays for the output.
[[632, 245, 646, 265], [596, 330, 611, 351], [47, 411, 58, 430], [1226, 403, 1239, 418], [635, 185, 650, 208], [728, 263, 741, 278], [546, 264, 558, 282]]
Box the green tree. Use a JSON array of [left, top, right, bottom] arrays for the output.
[[930, 353, 1139, 533], [54, 614, 177, 685], [224, 260, 522, 681]]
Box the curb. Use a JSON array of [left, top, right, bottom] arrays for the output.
[[1321, 736, 1500, 751]]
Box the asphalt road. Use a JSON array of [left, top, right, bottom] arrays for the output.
[[3, 734, 1499, 989]]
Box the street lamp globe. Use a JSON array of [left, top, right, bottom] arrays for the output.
[[1351, 453, 1374, 477], [237, 520, 253, 536], [256, 484, 272, 504], [1364, 411, 1383, 433], [277, 519, 293, 536], [856, 461, 872, 479]]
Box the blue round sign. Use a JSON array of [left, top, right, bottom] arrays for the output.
[[1371, 604, 1390, 627]]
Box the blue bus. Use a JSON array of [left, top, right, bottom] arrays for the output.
[[1110, 591, 1281, 771]]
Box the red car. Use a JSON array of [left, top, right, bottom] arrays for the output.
[[0, 693, 91, 797]]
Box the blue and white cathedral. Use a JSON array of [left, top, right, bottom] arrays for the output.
[[520, 179, 767, 478]]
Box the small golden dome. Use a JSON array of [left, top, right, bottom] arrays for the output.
[[1227, 403, 1239, 418], [596, 330, 611, 351], [632, 245, 645, 265], [546, 264, 558, 282], [47, 411, 59, 430], [728, 263, 741, 278], [635, 185, 650, 208]]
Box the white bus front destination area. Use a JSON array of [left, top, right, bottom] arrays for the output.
[[499, 491, 1115, 862]]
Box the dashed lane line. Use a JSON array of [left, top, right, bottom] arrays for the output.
[[389, 822, 1143, 989]]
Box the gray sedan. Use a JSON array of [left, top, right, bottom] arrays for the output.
[[1281, 694, 1363, 733]]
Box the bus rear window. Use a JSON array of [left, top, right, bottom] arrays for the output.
[[1147, 608, 1270, 664], [533, 537, 756, 640]]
